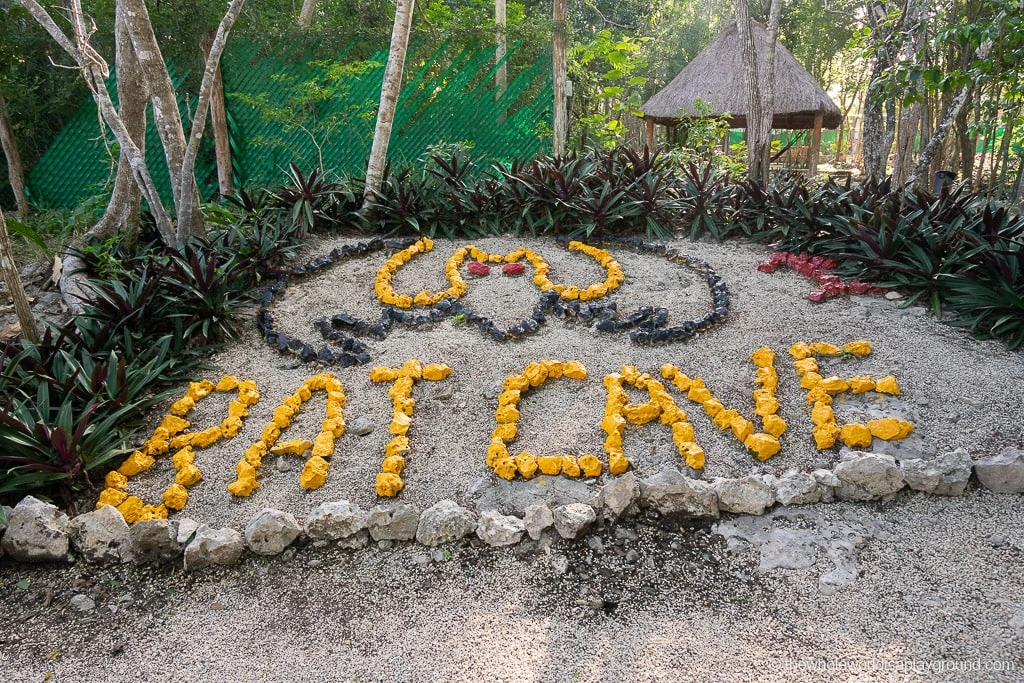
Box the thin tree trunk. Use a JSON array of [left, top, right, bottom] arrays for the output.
[[0, 207, 39, 342], [997, 114, 1017, 195], [60, 5, 147, 315], [363, 0, 415, 205], [891, 0, 927, 187], [202, 33, 233, 198], [862, 1, 897, 179], [299, 0, 316, 27], [19, 0, 176, 245], [0, 95, 29, 216], [906, 11, 1006, 187], [175, 0, 246, 241], [734, 0, 782, 186], [495, 0, 507, 97], [552, 0, 567, 155]]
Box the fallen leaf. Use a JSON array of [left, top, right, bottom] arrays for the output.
[[51, 255, 62, 287], [1, 322, 21, 338]]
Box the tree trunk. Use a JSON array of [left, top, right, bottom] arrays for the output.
[[552, 0, 567, 155], [174, 0, 246, 241], [60, 4, 147, 315], [734, 0, 782, 187], [0, 207, 39, 342], [906, 10, 1006, 187], [955, 94, 973, 183], [121, 0, 205, 239], [298, 0, 316, 27], [363, 0, 415, 205], [862, 1, 897, 179], [20, 0, 176, 245], [202, 33, 233, 198], [495, 0, 507, 97], [0, 95, 29, 216], [890, 0, 927, 187]]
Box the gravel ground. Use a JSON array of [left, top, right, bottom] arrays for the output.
[[2, 235, 1023, 681]]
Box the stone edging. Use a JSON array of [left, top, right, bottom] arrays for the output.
[[1, 447, 1021, 569]]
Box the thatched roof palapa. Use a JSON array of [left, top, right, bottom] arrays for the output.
[[642, 22, 842, 130]]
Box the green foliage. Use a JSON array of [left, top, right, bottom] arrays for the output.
[[570, 31, 649, 150]]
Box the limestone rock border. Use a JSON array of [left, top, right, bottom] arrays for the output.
[[0, 447, 1020, 570]]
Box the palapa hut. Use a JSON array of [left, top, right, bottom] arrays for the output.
[[641, 21, 842, 174]]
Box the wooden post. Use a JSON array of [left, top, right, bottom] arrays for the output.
[[809, 112, 823, 176], [0, 208, 38, 342], [202, 33, 233, 197], [645, 120, 655, 152], [552, 0, 567, 155], [495, 0, 507, 97]]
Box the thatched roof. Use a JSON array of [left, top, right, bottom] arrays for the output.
[[642, 22, 842, 130]]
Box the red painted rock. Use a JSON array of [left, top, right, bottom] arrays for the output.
[[807, 290, 828, 303], [502, 262, 526, 276], [467, 261, 491, 276]]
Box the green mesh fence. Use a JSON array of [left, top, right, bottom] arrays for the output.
[[26, 40, 552, 209], [26, 68, 219, 210]]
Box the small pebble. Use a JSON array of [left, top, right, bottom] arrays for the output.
[[70, 594, 95, 612]]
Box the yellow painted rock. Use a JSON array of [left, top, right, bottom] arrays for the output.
[[322, 417, 346, 438], [868, 418, 914, 440], [162, 483, 188, 511], [848, 375, 876, 394], [486, 438, 509, 467], [382, 454, 405, 475], [495, 405, 520, 424], [578, 454, 603, 477], [492, 457, 518, 481], [215, 375, 240, 391], [191, 427, 223, 449], [755, 366, 778, 390], [624, 402, 661, 424], [175, 463, 203, 487], [561, 456, 581, 478], [660, 403, 688, 425], [540, 359, 564, 379], [805, 387, 833, 405], [105, 470, 129, 491], [744, 433, 781, 461], [788, 341, 813, 360], [672, 420, 695, 444], [762, 414, 788, 438], [713, 408, 739, 431], [169, 434, 192, 450], [600, 412, 626, 435], [244, 442, 267, 467], [375, 472, 405, 497], [115, 496, 145, 524], [273, 405, 295, 428], [687, 379, 712, 403], [750, 347, 775, 367], [537, 455, 563, 476], [390, 410, 412, 435], [754, 395, 780, 417], [621, 366, 641, 383], [671, 373, 693, 392], [819, 376, 850, 394], [608, 451, 630, 475], [237, 380, 260, 406], [842, 340, 872, 357], [299, 455, 330, 489], [385, 436, 410, 459], [812, 422, 841, 450], [143, 437, 169, 457], [811, 342, 840, 356], [514, 452, 538, 479], [492, 422, 517, 441], [159, 414, 190, 435], [503, 374, 530, 391], [679, 442, 705, 470], [118, 451, 155, 477], [731, 416, 754, 443], [395, 397, 416, 417], [399, 359, 423, 379], [811, 401, 835, 426], [137, 504, 168, 522], [283, 394, 303, 411], [172, 446, 196, 470], [311, 431, 335, 458], [221, 416, 244, 438], [701, 398, 725, 417], [422, 363, 452, 381], [840, 422, 873, 448], [272, 439, 313, 456], [169, 396, 195, 416], [187, 380, 215, 401], [370, 366, 399, 383], [388, 377, 414, 400], [96, 488, 128, 509], [604, 431, 623, 451], [227, 400, 248, 420], [794, 358, 820, 377], [562, 361, 587, 380], [497, 389, 521, 407], [412, 290, 432, 306], [874, 375, 901, 395], [523, 362, 549, 387]]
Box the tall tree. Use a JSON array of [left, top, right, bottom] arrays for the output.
[[890, 0, 928, 187], [734, 0, 783, 186], [299, 0, 317, 28], [0, 207, 38, 342], [363, 0, 415, 205], [861, 0, 897, 178], [553, 0, 568, 154]]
